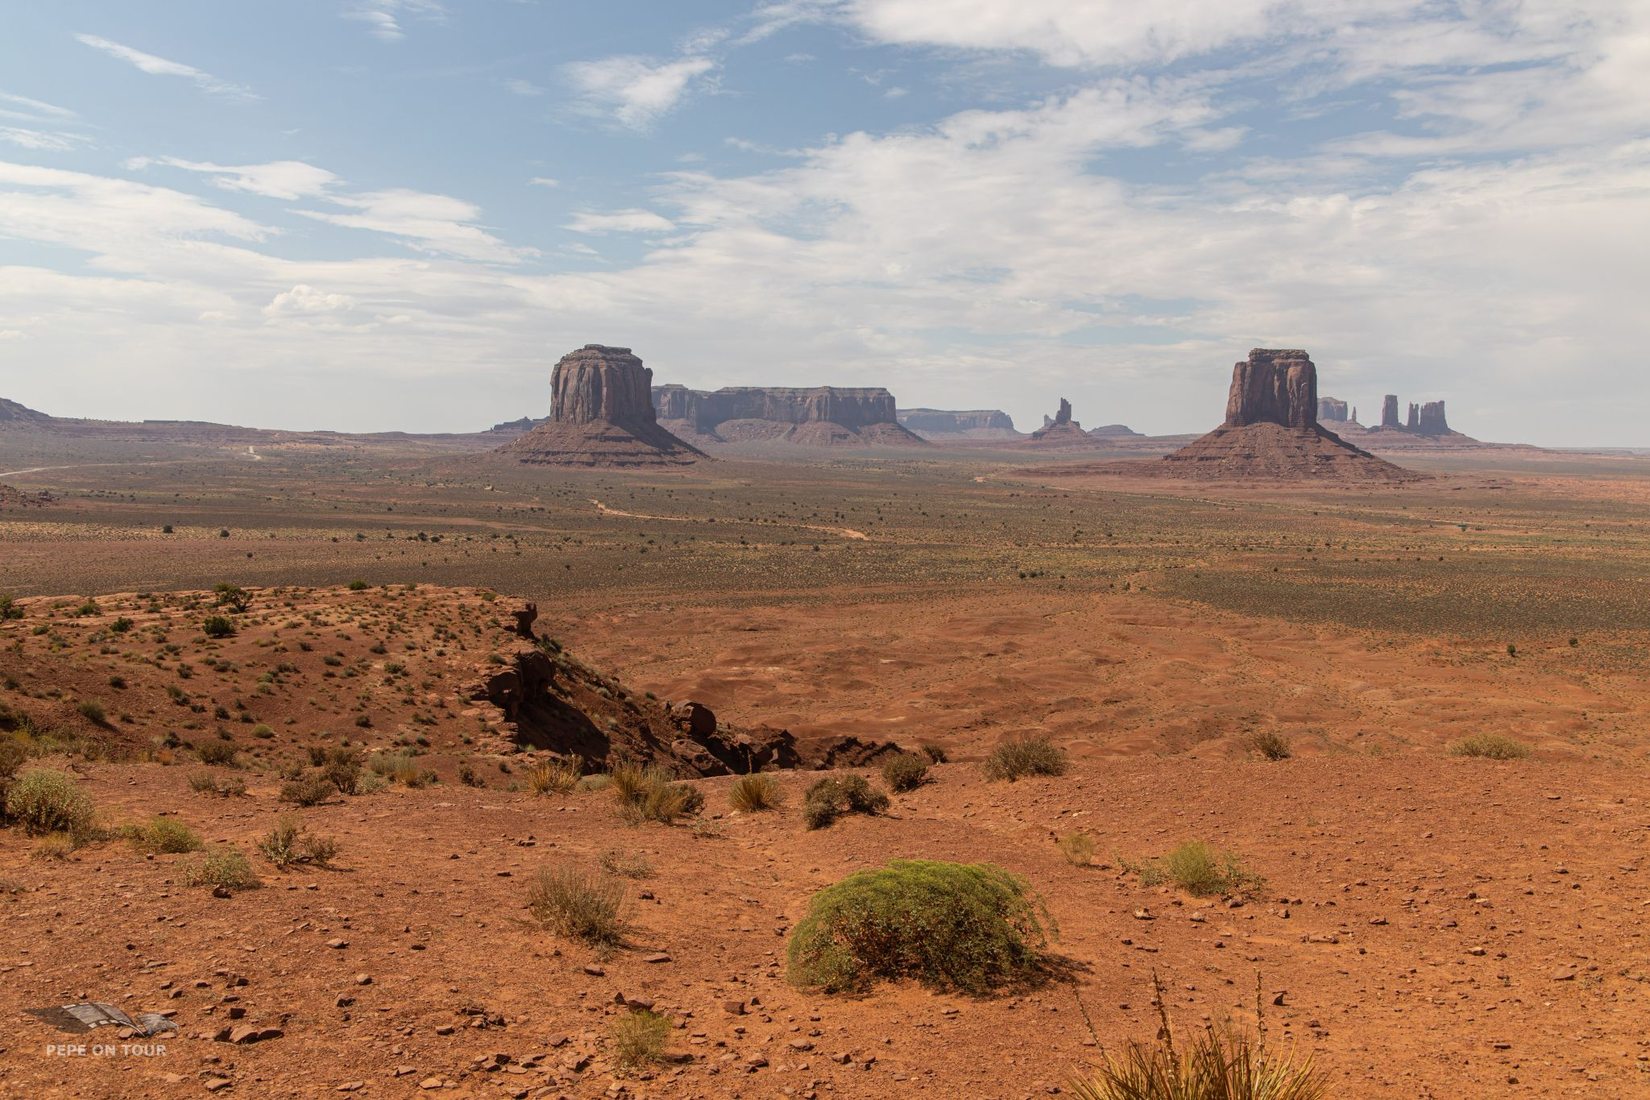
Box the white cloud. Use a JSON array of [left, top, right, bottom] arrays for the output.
[[566, 209, 677, 234], [563, 54, 717, 128], [126, 157, 338, 200], [0, 92, 77, 120], [264, 284, 357, 318], [528, 177, 560, 188], [74, 34, 256, 100], [0, 127, 83, 152], [344, 1, 446, 42], [297, 188, 535, 264]]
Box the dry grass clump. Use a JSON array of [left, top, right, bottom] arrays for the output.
[[610, 1009, 672, 1069], [5, 768, 95, 838], [1058, 832, 1096, 866], [1132, 842, 1265, 898], [788, 860, 1050, 994], [1071, 975, 1326, 1100], [527, 756, 583, 795], [181, 845, 260, 891], [983, 735, 1068, 782], [919, 742, 949, 764], [258, 814, 341, 869], [728, 773, 784, 812], [279, 773, 335, 807], [609, 763, 704, 825], [188, 771, 247, 797], [31, 832, 76, 861], [881, 753, 930, 792], [132, 816, 203, 854], [802, 774, 889, 830], [597, 848, 654, 879], [1246, 731, 1293, 761], [1448, 733, 1531, 760], [525, 865, 625, 947], [195, 739, 240, 767]]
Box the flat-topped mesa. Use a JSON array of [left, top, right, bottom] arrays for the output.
[[1318, 396, 1349, 423], [651, 384, 925, 446], [1224, 349, 1318, 429], [502, 344, 704, 467], [897, 408, 1017, 435]]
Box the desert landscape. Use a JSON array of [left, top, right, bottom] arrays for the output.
[[3, 344, 1650, 1100]]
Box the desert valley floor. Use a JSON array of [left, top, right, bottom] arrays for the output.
[[2, 435, 1649, 1098]]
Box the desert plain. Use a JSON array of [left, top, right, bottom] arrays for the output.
[[2, 431, 1649, 1099]]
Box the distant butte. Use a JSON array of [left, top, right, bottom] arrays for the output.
[[502, 345, 705, 468], [653, 384, 926, 447]]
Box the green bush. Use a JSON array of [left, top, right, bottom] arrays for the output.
[[728, 773, 783, 812], [983, 735, 1068, 781], [788, 860, 1050, 994], [5, 769, 95, 837], [881, 753, 929, 792], [611, 1009, 671, 1069], [347, 579, 369, 591], [525, 865, 625, 947], [259, 814, 340, 868], [212, 584, 251, 613], [196, 739, 239, 766], [1133, 841, 1264, 898], [1449, 733, 1531, 760], [201, 616, 236, 639], [0, 593, 23, 621], [181, 845, 259, 891], [133, 816, 203, 854], [802, 774, 889, 829]]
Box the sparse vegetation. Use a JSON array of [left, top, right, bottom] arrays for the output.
[[919, 741, 949, 764], [1247, 731, 1293, 761], [881, 752, 929, 792], [1449, 733, 1531, 760], [983, 735, 1068, 782], [802, 774, 890, 829], [212, 583, 251, 613], [525, 865, 625, 947], [31, 832, 76, 861], [598, 848, 654, 879], [75, 700, 107, 725], [368, 750, 420, 784], [132, 816, 203, 854], [181, 845, 259, 891], [527, 756, 583, 795], [788, 860, 1050, 994], [1058, 832, 1096, 866], [728, 772, 783, 812], [5, 768, 95, 837], [609, 762, 704, 825], [279, 773, 335, 807], [0, 593, 23, 621], [201, 615, 236, 639], [195, 739, 239, 766], [1131, 842, 1265, 898], [188, 771, 247, 797], [258, 814, 341, 868], [610, 1009, 672, 1069]]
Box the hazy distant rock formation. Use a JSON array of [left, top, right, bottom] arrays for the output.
[[502, 345, 704, 467], [0, 398, 52, 425], [652, 384, 926, 446], [1381, 394, 1401, 429], [1026, 398, 1105, 446], [897, 408, 1020, 439], [1318, 396, 1349, 422], [1087, 423, 1144, 439], [489, 416, 545, 434], [1155, 349, 1418, 480], [1361, 393, 1463, 439]]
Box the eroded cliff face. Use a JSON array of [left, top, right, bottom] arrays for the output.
[[1319, 397, 1349, 422], [502, 345, 704, 467], [896, 408, 1017, 434], [1224, 349, 1318, 430], [651, 384, 926, 446]]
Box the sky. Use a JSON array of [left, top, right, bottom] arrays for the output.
[[0, 1, 1646, 445]]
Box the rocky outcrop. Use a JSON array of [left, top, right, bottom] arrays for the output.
[[1148, 349, 1420, 481], [1026, 398, 1104, 447], [0, 398, 52, 426], [1225, 349, 1317, 429], [1088, 423, 1144, 439], [1381, 395, 1401, 429], [653, 384, 926, 447], [1318, 397, 1349, 422], [502, 345, 704, 467], [1418, 401, 1450, 435], [1364, 394, 1462, 438], [897, 408, 1020, 439]]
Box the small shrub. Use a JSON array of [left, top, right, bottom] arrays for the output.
[[259, 814, 340, 868], [196, 739, 239, 766], [0, 594, 23, 621], [1057, 832, 1095, 866], [1134, 842, 1264, 898], [610, 763, 703, 825], [1070, 975, 1327, 1100], [983, 735, 1068, 781], [134, 816, 203, 854], [202, 616, 236, 639], [881, 753, 929, 792], [212, 584, 251, 613], [347, 579, 369, 591], [728, 773, 783, 813], [610, 1009, 671, 1069], [527, 756, 582, 795], [181, 845, 259, 891], [76, 700, 107, 725], [802, 774, 889, 830], [525, 865, 625, 946], [188, 771, 247, 797], [1247, 731, 1293, 761], [598, 848, 654, 879], [1449, 733, 1531, 760], [31, 832, 76, 861], [787, 860, 1049, 994], [919, 741, 949, 764], [5, 769, 95, 837], [279, 773, 334, 807], [323, 749, 363, 794], [368, 750, 419, 784]]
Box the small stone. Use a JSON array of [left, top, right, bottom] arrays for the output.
[[327, 939, 348, 949], [204, 1078, 233, 1092]]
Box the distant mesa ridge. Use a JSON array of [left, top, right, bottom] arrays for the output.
[[502, 344, 704, 467], [652, 383, 926, 446], [897, 408, 1018, 437]]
